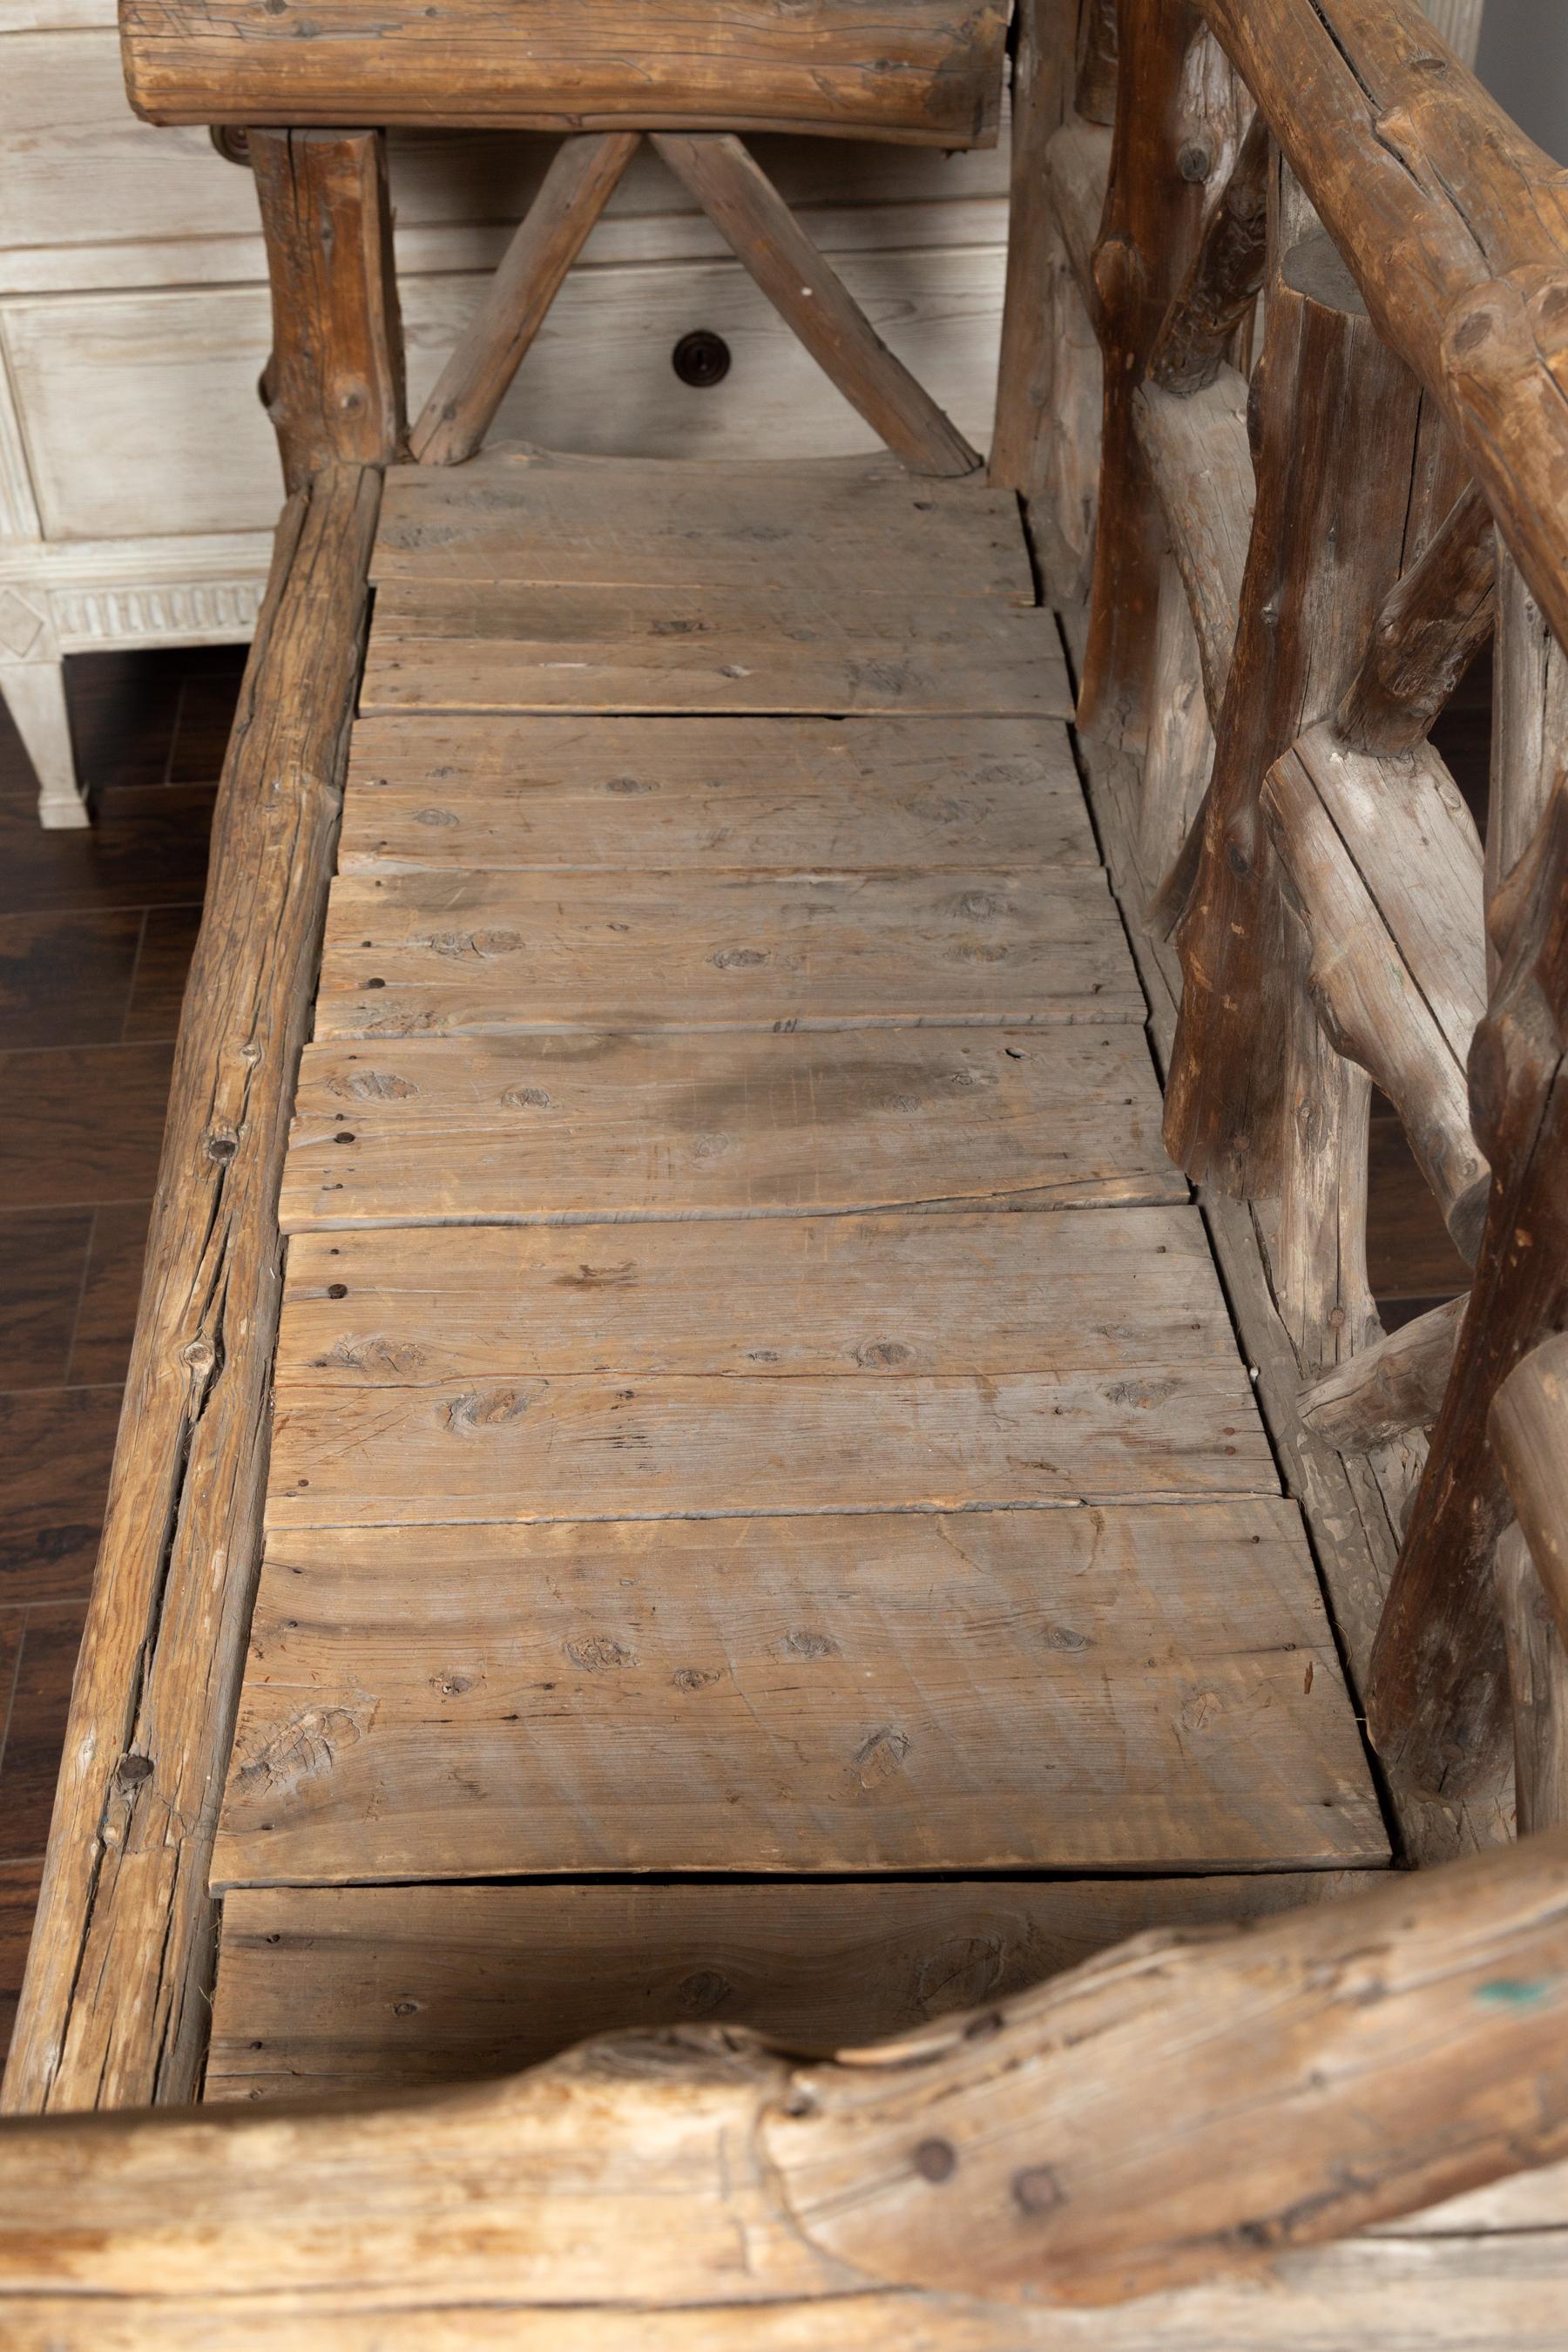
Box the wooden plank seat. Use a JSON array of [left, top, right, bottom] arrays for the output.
[[200, 447, 1388, 2085]]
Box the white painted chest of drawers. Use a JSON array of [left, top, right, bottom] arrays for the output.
[[0, 0, 1008, 821]]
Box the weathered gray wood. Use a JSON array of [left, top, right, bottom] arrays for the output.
[[264, 1365, 1277, 1528], [276, 1208, 1240, 1385], [1337, 483, 1497, 756], [206, 1873, 1376, 2103], [409, 134, 640, 466], [1133, 368, 1253, 718], [1300, 1293, 1467, 1452], [1263, 725, 1490, 1260], [313, 867, 1143, 1036], [360, 578, 1071, 719], [376, 449, 1035, 600], [280, 1026, 1186, 1229], [216, 1494, 1378, 1886], [1489, 544, 1568, 980], [1, 470, 382, 2118], [1138, 558, 1214, 890], [651, 132, 979, 476], [1045, 120, 1112, 328], [341, 715, 1095, 875]]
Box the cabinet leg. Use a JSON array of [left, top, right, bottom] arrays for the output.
[[0, 657, 89, 829]]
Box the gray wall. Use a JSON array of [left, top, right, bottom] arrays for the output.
[[1477, 0, 1568, 160]]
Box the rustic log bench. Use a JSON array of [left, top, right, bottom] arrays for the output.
[[3, 2, 1568, 2342]]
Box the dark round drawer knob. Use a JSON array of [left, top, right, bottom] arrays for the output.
[[672, 330, 732, 389]]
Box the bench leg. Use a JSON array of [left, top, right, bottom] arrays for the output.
[[0, 653, 88, 828]]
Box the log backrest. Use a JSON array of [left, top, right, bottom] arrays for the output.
[[139, 3, 1009, 481], [118, 0, 1010, 145]]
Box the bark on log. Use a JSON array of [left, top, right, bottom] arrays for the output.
[[121, 0, 1010, 145], [1076, 0, 1208, 744], [1073, 0, 1119, 124], [1262, 725, 1490, 1260], [1337, 483, 1497, 758], [1369, 779, 1568, 1797], [1300, 1291, 1466, 1452], [1191, 0, 1568, 669], [409, 132, 639, 467], [1148, 107, 1268, 397], [990, 0, 1077, 500], [3, 1837, 1568, 2329], [250, 129, 403, 492], [652, 132, 979, 476], [0, 466, 381, 2114]]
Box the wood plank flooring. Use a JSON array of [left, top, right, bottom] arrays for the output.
[[208, 450, 1386, 2096], [206, 1874, 1365, 2104]]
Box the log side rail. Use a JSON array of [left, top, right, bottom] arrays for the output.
[[1, 126, 401, 2119], [2, 1835, 1568, 2339]]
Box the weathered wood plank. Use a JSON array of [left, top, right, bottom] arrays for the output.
[[121, 0, 1010, 145], [215, 1496, 1375, 1886], [361, 580, 1071, 719], [0, 470, 382, 2119], [280, 1027, 1185, 1229], [340, 715, 1096, 875], [375, 449, 1036, 600], [409, 134, 640, 467], [206, 1872, 1379, 2103], [275, 1210, 1240, 1387], [651, 133, 979, 477], [264, 1365, 1277, 1528], [314, 868, 1142, 1037]]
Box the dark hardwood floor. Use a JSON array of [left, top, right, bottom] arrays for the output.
[[0, 635, 1484, 2073], [0, 644, 245, 2065]]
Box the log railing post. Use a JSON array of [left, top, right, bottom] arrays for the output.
[[1163, 231, 1438, 1363], [1369, 779, 1568, 1798], [250, 127, 404, 490], [1074, 0, 1209, 745]]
